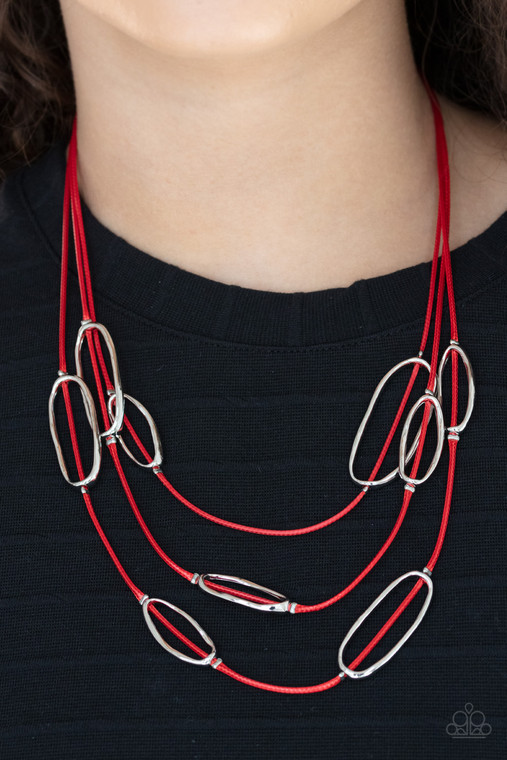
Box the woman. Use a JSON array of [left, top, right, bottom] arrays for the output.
[[1, 1, 506, 757]]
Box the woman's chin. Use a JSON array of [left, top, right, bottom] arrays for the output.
[[70, 0, 360, 60]]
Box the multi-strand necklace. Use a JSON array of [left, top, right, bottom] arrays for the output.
[[48, 79, 475, 693]]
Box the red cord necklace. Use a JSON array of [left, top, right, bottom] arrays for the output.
[[48, 79, 475, 693]]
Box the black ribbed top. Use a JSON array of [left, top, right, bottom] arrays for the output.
[[1, 138, 506, 760]]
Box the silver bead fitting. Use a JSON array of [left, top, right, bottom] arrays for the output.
[[138, 594, 149, 606], [288, 602, 298, 614], [339, 671, 346, 680], [447, 432, 460, 441], [80, 485, 89, 495], [211, 658, 223, 669], [190, 572, 200, 585], [404, 483, 416, 493], [105, 435, 117, 446], [422, 567, 432, 577], [152, 466, 162, 475]]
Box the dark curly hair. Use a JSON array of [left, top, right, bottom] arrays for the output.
[[1, 0, 507, 182]]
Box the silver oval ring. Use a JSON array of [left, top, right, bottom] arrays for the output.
[[48, 373, 102, 487], [349, 356, 434, 487], [338, 569, 433, 679], [142, 596, 216, 666], [74, 321, 125, 439], [107, 392, 163, 469], [398, 393, 444, 485], [198, 573, 290, 612], [436, 342, 475, 434]]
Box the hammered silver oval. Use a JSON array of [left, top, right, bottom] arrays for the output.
[[338, 569, 433, 679], [349, 356, 434, 487], [107, 392, 163, 469], [436, 342, 475, 434], [48, 373, 102, 487], [198, 573, 290, 612], [74, 321, 125, 438], [398, 393, 444, 485], [142, 596, 216, 665]]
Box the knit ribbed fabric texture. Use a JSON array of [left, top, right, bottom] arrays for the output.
[[1, 139, 506, 759]]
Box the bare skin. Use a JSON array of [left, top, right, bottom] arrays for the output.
[[59, 0, 507, 293]]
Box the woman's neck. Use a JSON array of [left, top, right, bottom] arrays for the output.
[[60, 0, 505, 292]]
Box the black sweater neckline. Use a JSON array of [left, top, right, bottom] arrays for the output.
[[18, 137, 507, 347]]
